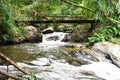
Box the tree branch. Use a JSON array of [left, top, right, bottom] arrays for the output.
[[0, 52, 30, 75], [0, 70, 24, 80], [105, 15, 120, 24], [106, 16, 120, 24], [60, 0, 94, 12]]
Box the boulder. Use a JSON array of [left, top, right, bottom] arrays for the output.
[[92, 42, 120, 67], [61, 33, 71, 42], [25, 26, 42, 42], [42, 27, 54, 34]]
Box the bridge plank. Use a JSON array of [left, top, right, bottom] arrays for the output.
[[16, 20, 96, 24]]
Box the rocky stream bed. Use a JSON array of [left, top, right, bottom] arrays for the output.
[[0, 32, 120, 80]]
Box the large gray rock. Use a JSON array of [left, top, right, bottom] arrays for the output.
[[92, 42, 120, 67], [25, 26, 42, 42], [42, 27, 54, 34]]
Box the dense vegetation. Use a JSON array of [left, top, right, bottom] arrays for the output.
[[0, 0, 120, 44], [87, 0, 120, 43], [0, 0, 120, 80]]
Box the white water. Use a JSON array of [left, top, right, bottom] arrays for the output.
[[42, 32, 68, 43], [80, 62, 120, 80], [31, 32, 120, 80], [1, 59, 120, 80], [1, 32, 120, 80], [36, 32, 69, 51]]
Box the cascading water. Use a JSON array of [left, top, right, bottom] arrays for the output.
[[0, 32, 120, 80], [36, 32, 70, 51], [42, 32, 68, 43]]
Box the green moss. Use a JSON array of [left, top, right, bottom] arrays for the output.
[[111, 38, 120, 44]]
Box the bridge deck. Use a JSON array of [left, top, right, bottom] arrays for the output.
[[16, 20, 96, 24], [16, 20, 98, 32]]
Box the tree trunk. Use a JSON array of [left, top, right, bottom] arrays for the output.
[[0, 52, 30, 75], [0, 70, 24, 80]]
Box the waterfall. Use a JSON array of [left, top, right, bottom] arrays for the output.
[[42, 32, 69, 43], [36, 32, 70, 51], [40, 32, 70, 46]]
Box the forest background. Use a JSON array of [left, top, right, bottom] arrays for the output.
[[0, 0, 120, 45]]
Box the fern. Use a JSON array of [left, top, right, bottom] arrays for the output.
[[0, 4, 24, 43], [23, 73, 44, 80], [88, 25, 120, 43]]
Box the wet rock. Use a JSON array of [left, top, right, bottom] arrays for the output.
[[63, 44, 99, 65], [69, 50, 99, 65], [8, 78, 15, 80], [25, 26, 42, 42], [42, 27, 54, 34], [80, 62, 120, 80], [92, 42, 120, 67], [64, 43, 85, 49], [61, 33, 71, 42]]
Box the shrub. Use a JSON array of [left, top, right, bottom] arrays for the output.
[[23, 73, 44, 80], [88, 25, 120, 43]]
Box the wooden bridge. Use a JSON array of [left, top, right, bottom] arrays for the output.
[[16, 20, 96, 24], [16, 19, 98, 32]]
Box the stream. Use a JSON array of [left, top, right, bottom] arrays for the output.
[[0, 32, 120, 80]]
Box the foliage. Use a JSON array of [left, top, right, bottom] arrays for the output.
[[0, 0, 120, 44], [111, 37, 120, 44], [87, 0, 120, 43], [9, 0, 92, 21], [0, 1, 26, 44], [96, 0, 118, 24], [0, 4, 15, 43], [22, 73, 44, 80], [88, 25, 120, 43]]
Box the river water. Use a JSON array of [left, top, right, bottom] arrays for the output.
[[0, 32, 120, 80]]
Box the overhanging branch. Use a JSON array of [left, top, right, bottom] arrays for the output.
[[106, 17, 120, 24], [60, 0, 94, 12], [104, 13, 120, 24]]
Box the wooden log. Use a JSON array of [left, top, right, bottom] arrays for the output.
[[0, 52, 30, 75], [16, 20, 96, 24], [0, 70, 24, 80]]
